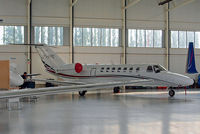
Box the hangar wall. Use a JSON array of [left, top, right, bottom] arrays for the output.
[[0, 0, 200, 79]]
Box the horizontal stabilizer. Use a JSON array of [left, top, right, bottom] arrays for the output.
[[27, 73, 41, 77]]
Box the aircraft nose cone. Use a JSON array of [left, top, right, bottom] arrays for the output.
[[181, 77, 194, 86], [187, 78, 194, 86]]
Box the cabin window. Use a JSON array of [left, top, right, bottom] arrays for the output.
[[112, 67, 115, 72], [117, 67, 121, 72], [100, 67, 104, 72], [136, 67, 140, 72], [123, 67, 127, 72], [146, 66, 153, 72], [106, 67, 110, 72], [129, 67, 133, 72]]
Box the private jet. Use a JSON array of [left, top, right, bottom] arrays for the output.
[[34, 45, 193, 97], [0, 44, 194, 99]]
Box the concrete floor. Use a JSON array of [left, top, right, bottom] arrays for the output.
[[0, 89, 200, 134]]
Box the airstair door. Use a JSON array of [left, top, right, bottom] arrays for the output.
[[90, 68, 96, 76]]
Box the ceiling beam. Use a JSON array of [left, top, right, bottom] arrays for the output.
[[167, 0, 195, 11], [71, 0, 78, 7], [158, 0, 173, 5], [123, 0, 141, 10]]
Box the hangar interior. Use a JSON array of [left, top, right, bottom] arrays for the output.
[[0, 0, 200, 80], [1, 1, 200, 134]]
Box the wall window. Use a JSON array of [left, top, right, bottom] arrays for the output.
[[171, 31, 200, 48], [83, 28, 91, 46], [128, 29, 136, 47], [154, 30, 162, 48], [146, 30, 153, 47], [128, 29, 162, 48], [92, 28, 101, 47], [0, 26, 24, 45], [73, 27, 119, 47], [179, 31, 186, 48], [137, 29, 145, 47], [74, 27, 82, 46], [34, 26, 63, 46], [111, 29, 119, 47], [195, 32, 200, 48], [187, 31, 194, 48], [171, 31, 178, 48]]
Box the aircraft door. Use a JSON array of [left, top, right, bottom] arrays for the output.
[[90, 68, 96, 76]]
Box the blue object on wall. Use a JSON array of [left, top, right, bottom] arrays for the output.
[[186, 42, 198, 73]]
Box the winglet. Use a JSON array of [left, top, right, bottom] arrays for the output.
[[186, 42, 198, 73]]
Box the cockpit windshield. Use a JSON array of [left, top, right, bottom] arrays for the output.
[[153, 65, 167, 73]]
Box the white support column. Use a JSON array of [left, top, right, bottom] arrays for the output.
[[165, 3, 170, 70], [121, 0, 141, 64], [69, 0, 73, 64], [27, 0, 31, 74], [69, 0, 78, 64], [121, 0, 126, 64]]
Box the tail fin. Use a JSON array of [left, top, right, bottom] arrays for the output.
[[186, 42, 198, 73], [35, 45, 65, 72]]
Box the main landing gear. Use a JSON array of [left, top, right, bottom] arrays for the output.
[[79, 90, 87, 96], [113, 87, 120, 93], [168, 89, 175, 97]]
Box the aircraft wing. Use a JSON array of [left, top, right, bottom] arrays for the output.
[[0, 79, 152, 99], [32, 78, 85, 85]]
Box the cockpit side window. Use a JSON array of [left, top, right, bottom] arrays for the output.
[[153, 65, 167, 73], [153, 65, 161, 73], [146, 66, 153, 72], [153, 65, 159, 73]]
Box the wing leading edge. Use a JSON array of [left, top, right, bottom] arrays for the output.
[[0, 79, 151, 99]]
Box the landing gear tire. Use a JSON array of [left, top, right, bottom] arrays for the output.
[[79, 90, 87, 96], [113, 87, 120, 93], [169, 89, 175, 97]]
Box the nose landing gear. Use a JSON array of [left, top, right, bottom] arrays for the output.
[[79, 90, 87, 96]]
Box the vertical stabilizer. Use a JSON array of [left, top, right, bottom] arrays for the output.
[[186, 42, 198, 73], [35, 45, 65, 72]]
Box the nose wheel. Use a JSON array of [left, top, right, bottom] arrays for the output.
[[79, 90, 87, 96], [169, 89, 175, 97]]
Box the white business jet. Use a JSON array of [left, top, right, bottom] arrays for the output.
[[32, 45, 193, 97], [0, 44, 194, 99]]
